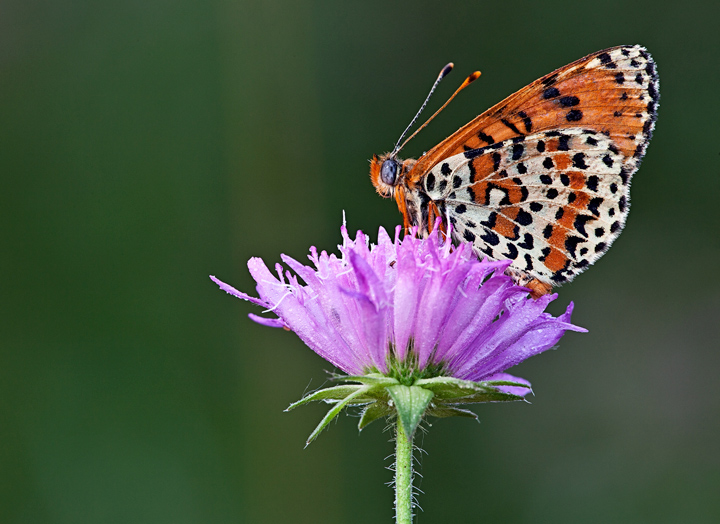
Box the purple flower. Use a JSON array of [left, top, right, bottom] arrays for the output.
[[212, 222, 586, 393]]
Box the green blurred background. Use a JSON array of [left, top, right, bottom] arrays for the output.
[[2, 0, 719, 522]]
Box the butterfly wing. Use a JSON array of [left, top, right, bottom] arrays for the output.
[[408, 45, 658, 185], [404, 44, 658, 293], [424, 129, 630, 287]]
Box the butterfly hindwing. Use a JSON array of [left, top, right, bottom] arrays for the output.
[[424, 129, 628, 285]]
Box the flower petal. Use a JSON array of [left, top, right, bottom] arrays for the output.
[[248, 313, 285, 328], [247, 257, 363, 374], [482, 372, 532, 397], [213, 222, 585, 387], [210, 275, 269, 308]]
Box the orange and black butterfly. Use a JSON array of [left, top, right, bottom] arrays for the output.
[[370, 45, 658, 298]]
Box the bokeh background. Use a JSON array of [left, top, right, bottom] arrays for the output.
[[2, 0, 719, 522]]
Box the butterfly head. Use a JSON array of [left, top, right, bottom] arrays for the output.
[[370, 153, 414, 198]]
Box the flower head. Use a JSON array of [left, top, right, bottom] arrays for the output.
[[212, 222, 586, 442]]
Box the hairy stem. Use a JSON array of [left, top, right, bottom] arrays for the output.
[[394, 420, 414, 524]]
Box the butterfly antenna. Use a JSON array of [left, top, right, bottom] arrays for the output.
[[391, 63, 454, 157], [395, 69, 481, 154]]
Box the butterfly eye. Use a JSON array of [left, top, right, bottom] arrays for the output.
[[380, 159, 399, 186]]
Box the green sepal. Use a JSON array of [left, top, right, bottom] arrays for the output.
[[481, 379, 533, 390], [358, 401, 393, 430], [304, 386, 371, 447], [441, 390, 526, 404], [332, 373, 399, 387], [425, 405, 479, 419], [415, 376, 530, 403], [387, 385, 434, 441], [285, 384, 368, 411]]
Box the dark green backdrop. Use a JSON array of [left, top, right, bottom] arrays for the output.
[[2, 0, 718, 522]]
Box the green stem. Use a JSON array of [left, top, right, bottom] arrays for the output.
[[394, 420, 414, 524]]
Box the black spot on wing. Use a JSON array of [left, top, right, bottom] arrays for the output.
[[480, 212, 497, 228], [492, 152, 501, 171], [559, 96, 579, 107], [467, 158, 476, 181], [566, 109, 583, 122], [518, 110, 533, 133], [565, 236, 583, 258], [541, 73, 558, 86], [618, 195, 627, 213], [515, 210, 532, 226], [572, 153, 588, 169], [597, 52, 616, 68], [477, 131, 494, 144], [523, 253, 534, 271], [503, 243, 519, 259], [543, 87, 560, 99], [512, 144, 524, 161], [480, 230, 500, 246], [558, 135, 570, 151], [501, 118, 522, 135], [574, 260, 589, 269], [426, 173, 436, 191], [518, 233, 533, 250], [573, 215, 593, 237], [520, 186, 528, 202], [543, 224, 553, 239], [586, 175, 599, 192]]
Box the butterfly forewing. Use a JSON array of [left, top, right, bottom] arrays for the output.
[[425, 129, 628, 285], [409, 45, 658, 184]]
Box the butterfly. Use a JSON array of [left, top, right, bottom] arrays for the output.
[[370, 45, 658, 298]]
